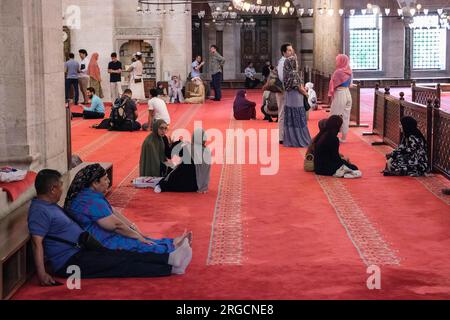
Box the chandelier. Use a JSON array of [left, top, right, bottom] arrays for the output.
[[135, 0, 450, 29], [232, 1, 448, 20]]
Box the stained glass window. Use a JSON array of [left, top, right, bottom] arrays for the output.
[[412, 16, 446, 70], [349, 14, 382, 70]]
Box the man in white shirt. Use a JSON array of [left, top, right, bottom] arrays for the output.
[[276, 43, 294, 144], [145, 88, 171, 131], [78, 49, 90, 104]]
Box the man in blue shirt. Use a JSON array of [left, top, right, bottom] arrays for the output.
[[64, 53, 80, 105], [73, 87, 105, 119], [29, 169, 192, 286]]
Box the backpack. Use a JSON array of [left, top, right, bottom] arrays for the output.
[[266, 92, 278, 112], [109, 97, 130, 129]]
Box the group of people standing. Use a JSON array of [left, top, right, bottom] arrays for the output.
[[64, 50, 148, 105]]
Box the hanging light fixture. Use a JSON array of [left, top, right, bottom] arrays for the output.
[[339, 9, 344, 16], [274, 6, 280, 14], [384, 8, 390, 16], [281, 6, 288, 15]]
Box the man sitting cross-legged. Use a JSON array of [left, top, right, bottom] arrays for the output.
[[28, 169, 193, 286]]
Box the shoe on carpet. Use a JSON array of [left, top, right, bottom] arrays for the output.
[[344, 170, 362, 179], [154, 185, 162, 193]]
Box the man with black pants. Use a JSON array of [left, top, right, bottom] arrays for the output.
[[64, 53, 80, 105], [108, 52, 123, 102], [209, 45, 225, 101], [28, 169, 192, 286]]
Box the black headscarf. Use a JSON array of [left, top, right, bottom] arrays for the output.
[[401, 116, 426, 143], [64, 164, 107, 211], [307, 119, 328, 155], [325, 115, 344, 137]]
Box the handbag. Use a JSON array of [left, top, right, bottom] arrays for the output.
[[304, 153, 314, 172], [134, 78, 142, 83]]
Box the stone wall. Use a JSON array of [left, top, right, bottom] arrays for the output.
[[0, 0, 67, 173], [63, 0, 192, 100]]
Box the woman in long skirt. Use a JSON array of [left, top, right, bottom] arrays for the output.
[[88, 52, 104, 98], [328, 54, 353, 142], [282, 55, 312, 148]]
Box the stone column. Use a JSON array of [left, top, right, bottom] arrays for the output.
[[313, 0, 343, 74], [162, 9, 192, 81], [0, 0, 67, 173]]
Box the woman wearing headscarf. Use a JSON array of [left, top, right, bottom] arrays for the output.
[[87, 52, 104, 99], [304, 119, 327, 172], [384, 116, 428, 176], [282, 55, 312, 148], [314, 115, 361, 178], [233, 90, 256, 120], [328, 54, 353, 142], [155, 128, 211, 194], [128, 52, 146, 101], [64, 164, 192, 255], [185, 77, 206, 104], [140, 119, 179, 177]]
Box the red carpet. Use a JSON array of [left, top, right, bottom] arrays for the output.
[[13, 90, 450, 300]]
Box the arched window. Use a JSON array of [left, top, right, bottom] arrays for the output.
[[412, 15, 447, 70], [348, 12, 382, 70]]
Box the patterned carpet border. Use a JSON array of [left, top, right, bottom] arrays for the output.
[[316, 175, 401, 266], [207, 119, 245, 266]]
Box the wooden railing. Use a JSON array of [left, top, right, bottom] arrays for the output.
[[411, 81, 441, 107], [365, 85, 449, 179]]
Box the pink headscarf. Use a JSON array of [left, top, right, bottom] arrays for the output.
[[328, 54, 352, 98], [88, 53, 101, 82]]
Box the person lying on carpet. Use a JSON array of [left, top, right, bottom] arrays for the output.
[[29, 169, 193, 286], [64, 164, 192, 256], [383, 116, 428, 177], [154, 128, 211, 194], [314, 115, 362, 178], [72, 87, 105, 119], [140, 119, 183, 178], [233, 89, 257, 120]]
